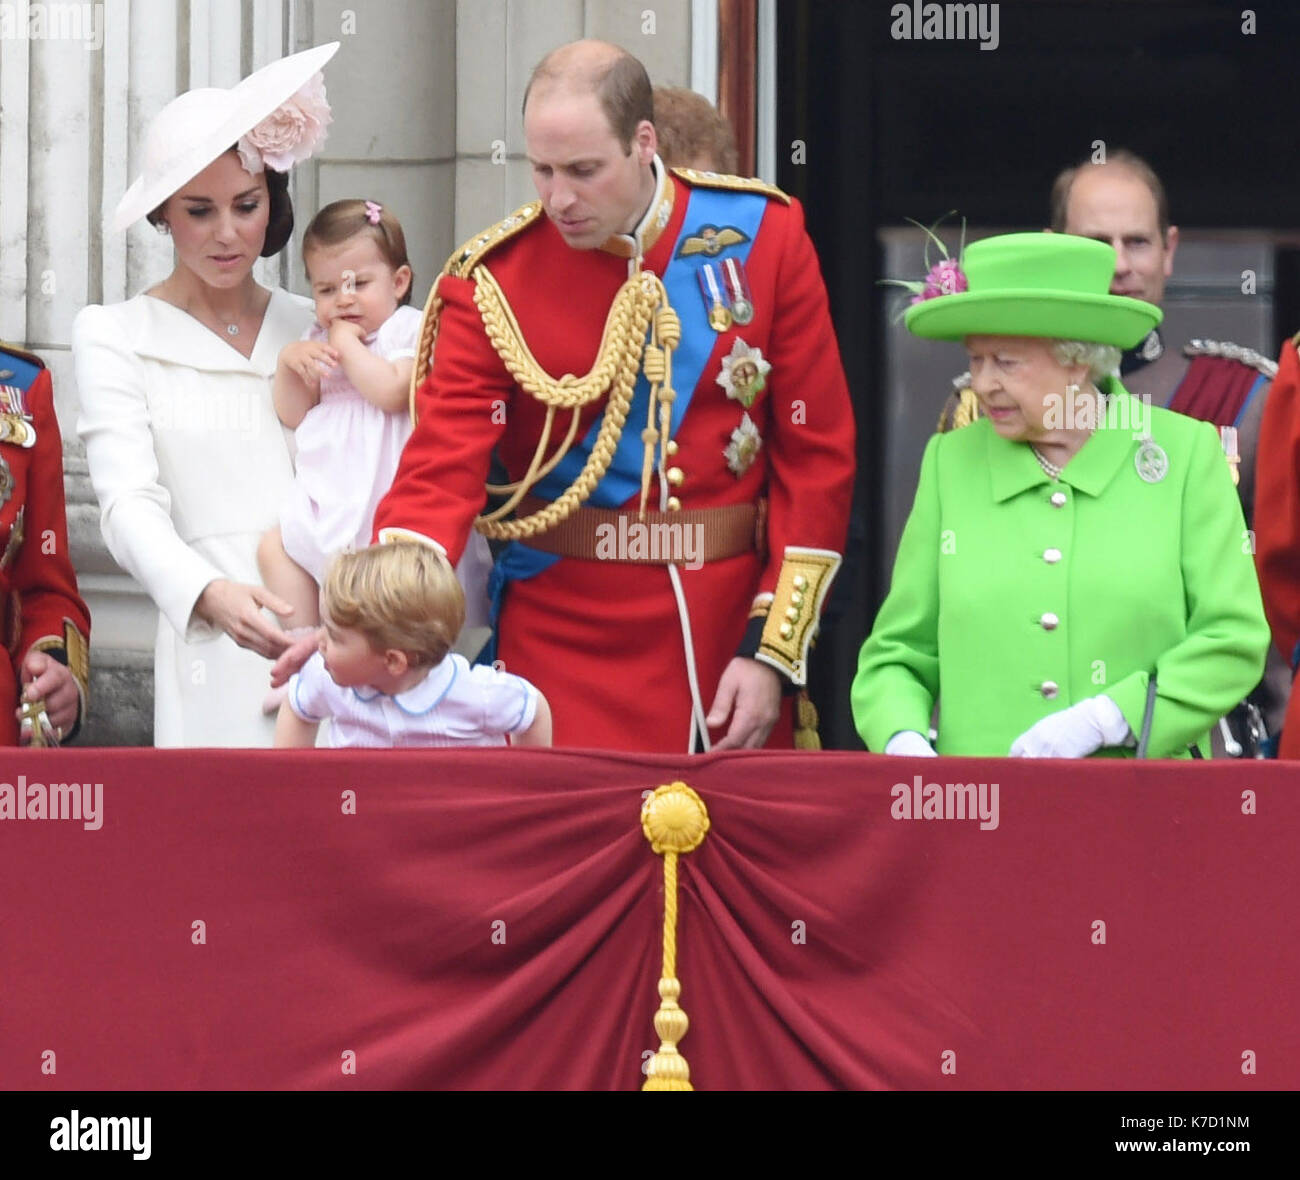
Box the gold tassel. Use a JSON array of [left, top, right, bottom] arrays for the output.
[[793, 689, 822, 750], [640, 781, 710, 1091]]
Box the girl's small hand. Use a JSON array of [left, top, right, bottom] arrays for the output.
[[327, 318, 367, 349], [280, 340, 338, 387]]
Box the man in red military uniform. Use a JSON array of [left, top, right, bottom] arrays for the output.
[[0, 344, 91, 745], [372, 40, 855, 752]]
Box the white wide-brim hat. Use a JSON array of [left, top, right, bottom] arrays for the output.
[[112, 41, 340, 233]]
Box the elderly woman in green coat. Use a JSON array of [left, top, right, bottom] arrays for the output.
[[853, 232, 1269, 758]]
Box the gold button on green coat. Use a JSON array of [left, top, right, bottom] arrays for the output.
[[851, 388, 1269, 758]]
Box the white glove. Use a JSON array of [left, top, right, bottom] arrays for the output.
[[1009, 694, 1131, 758], [884, 730, 939, 757]]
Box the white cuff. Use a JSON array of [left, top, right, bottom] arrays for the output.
[[884, 730, 938, 757]]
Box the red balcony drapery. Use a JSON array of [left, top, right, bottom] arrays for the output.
[[2, 749, 1297, 1090]]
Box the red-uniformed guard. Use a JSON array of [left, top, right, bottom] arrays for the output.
[[0, 343, 91, 745], [1254, 332, 1300, 756], [372, 41, 855, 753]]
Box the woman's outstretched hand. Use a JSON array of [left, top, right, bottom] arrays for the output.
[[195, 579, 296, 659]]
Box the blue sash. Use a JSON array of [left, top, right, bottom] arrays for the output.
[[479, 185, 769, 664]]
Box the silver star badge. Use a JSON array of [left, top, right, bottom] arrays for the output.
[[724, 413, 762, 477]]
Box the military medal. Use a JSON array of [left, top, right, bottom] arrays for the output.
[[698, 263, 732, 332], [1221, 425, 1241, 487], [722, 258, 754, 325], [1135, 434, 1168, 484], [716, 338, 771, 409], [724, 413, 763, 476], [0, 382, 35, 447], [0, 454, 11, 506], [0, 415, 35, 447]]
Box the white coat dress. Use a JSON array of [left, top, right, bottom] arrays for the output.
[[73, 289, 315, 746]]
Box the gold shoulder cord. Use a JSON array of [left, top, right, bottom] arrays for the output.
[[472, 265, 679, 539], [409, 202, 681, 542]]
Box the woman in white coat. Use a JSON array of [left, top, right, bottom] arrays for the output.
[[73, 44, 338, 746]]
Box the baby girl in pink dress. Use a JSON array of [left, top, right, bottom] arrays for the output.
[[258, 199, 491, 649]]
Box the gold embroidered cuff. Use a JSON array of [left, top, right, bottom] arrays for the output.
[[30, 618, 89, 694], [754, 548, 842, 686], [29, 617, 91, 728]]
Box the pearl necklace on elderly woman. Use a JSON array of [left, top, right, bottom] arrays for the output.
[[1031, 446, 1064, 479]]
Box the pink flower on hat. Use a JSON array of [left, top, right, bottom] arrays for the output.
[[878, 211, 968, 321], [237, 71, 332, 174], [911, 258, 968, 304]]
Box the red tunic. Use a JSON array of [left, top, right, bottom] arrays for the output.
[[1253, 336, 1300, 754], [374, 172, 855, 751], [1, 352, 91, 745]]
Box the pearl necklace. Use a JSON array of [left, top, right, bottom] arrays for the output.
[[1031, 446, 1064, 479]]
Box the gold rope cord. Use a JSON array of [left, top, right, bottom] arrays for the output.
[[640, 782, 710, 1091], [409, 274, 445, 428], [484, 406, 582, 495], [470, 264, 679, 539]]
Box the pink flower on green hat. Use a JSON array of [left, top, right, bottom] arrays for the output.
[[237, 71, 332, 174], [911, 258, 968, 304]]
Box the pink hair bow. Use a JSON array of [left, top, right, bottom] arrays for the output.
[[364, 200, 382, 225]]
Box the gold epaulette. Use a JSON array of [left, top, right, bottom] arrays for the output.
[[410, 202, 545, 423], [670, 167, 790, 206], [0, 341, 45, 369], [1291, 328, 1300, 349], [936, 376, 982, 433], [1183, 338, 1278, 380], [442, 202, 543, 280]]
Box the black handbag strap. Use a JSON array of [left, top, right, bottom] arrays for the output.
[[1135, 674, 1203, 758], [1136, 676, 1158, 759]]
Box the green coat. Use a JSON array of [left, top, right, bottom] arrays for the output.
[[852, 388, 1270, 757]]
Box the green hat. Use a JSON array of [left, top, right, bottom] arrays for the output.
[[904, 232, 1162, 348]]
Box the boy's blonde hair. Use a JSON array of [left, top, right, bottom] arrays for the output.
[[321, 543, 465, 666]]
